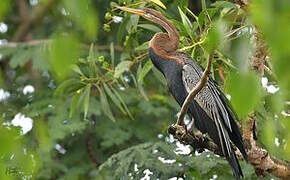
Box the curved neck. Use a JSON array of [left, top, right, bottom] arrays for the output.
[[156, 17, 179, 48], [150, 15, 179, 53]]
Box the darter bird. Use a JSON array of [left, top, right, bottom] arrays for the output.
[[116, 6, 248, 179]]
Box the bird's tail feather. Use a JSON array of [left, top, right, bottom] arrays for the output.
[[226, 145, 244, 179], [218, 121, 243, 179]]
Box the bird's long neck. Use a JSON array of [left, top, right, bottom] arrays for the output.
[[149, 16, 180, 59], [154, 17, 179, 50]]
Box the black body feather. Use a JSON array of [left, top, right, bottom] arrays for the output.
[[149, 47, 247, 179]]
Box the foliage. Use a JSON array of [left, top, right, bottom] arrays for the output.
[[0, 0, 289, 179], [93, 142, 260, 179]]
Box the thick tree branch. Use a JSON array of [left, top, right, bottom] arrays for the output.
[[16, 0, 34, 41], [169, 116, 290, 179], [242, 116, 290, 179], [16, 0, 29, 21], [86, 133, 98, 166], [243, 21, 290, 179], [168, 125, 223, 156]]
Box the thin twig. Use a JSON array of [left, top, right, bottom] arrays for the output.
[[0, 39, 51, 48], [225, 25, 248, 38], [0, 40, 126, 52], [176, 54, 213, 126]]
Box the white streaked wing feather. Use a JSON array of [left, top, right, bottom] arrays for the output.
[[182, 63, 232, 131], [182, 62, 232, 155]]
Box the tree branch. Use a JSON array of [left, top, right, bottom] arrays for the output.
[[0, 39, 125, 52], [16, 0, 29, 21], [12, 0, 57, 41], [168, 125, 223, 156], [15, 0, 33, 71], [169, 115, 290, 179], [242, 116, 290, 179]]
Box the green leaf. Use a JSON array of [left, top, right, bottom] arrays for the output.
[[103, 83, 126, 114], [230, 33, 253, 73], [212, 1, 236, 9], [114, 61, 132, 78], [69, 92, 81, 118], [201, 0, 207, 11], [71, 64, 85, 77], [111, 86, 134, 120], [84, 84, 91, 119], [0, 126, 18, 156], [178, 6, 194, 40], [148, 0, 166, 9], [135, 41, 150, 52], [138, 60, 153, 83], [226, 72, 262, 119], [54, 78, 84, 96], [88, 43, 95, 60], [126, 14, 139, 34], [137, 64, 148, 100], [0, 47, 17, 60], [97, 85, 115, 122], [0, 69, 3, 86], [31, 46, 50, 71], [205, 20, 226, 54], [9, 48, 32, 68], [137, 24, 162, 33], [250, 0, 290, 98], [50, 34, 80, 79], [0, 0, 11, 21], [94, 142, 256, 179], [63, 0, 98, 39], [261, 118, 276, 153], [186, 7, 201, 31], [110, 42, 115, 67]]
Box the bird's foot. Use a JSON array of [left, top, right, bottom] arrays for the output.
[[196, 134, 210, 153], [187, 131, 209, 153]]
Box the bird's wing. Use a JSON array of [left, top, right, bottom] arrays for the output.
[[181, 61, 232, 130], [181, 60, 233, 156]]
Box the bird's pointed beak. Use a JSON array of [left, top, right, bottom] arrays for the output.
[[115, 6, 145, 17]]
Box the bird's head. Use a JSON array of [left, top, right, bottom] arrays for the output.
[[116, 6, 180, 60], [115, 6, 165, 24], [115, 6, 179, 44]]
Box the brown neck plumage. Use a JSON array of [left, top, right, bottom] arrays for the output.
[[148, 12, 183, 65]]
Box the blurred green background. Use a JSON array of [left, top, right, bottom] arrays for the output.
[[0, 0, 289, 179]]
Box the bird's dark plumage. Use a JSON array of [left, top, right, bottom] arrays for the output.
[[117, 6, 247, 179], [149, 47, 247, 178]]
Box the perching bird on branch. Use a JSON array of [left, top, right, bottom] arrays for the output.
[[116, 6, 248, 179]]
